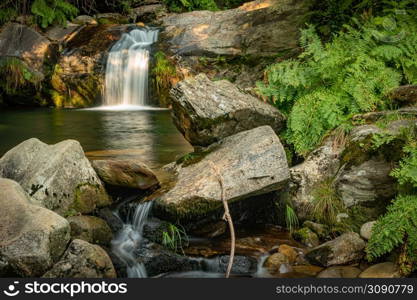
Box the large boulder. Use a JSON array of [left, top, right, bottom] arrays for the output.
[[358, 262, 400, 278], [317, 266, 362, 278], [161, 0, 310, 57], [306, 232, 365, 267], [43, 239, 116, 278], [92, 159, 159, 190], [170, 74, 285, 146], [153, 126, 289, 222], [0, 138, 110, 215], [67, 216, 113, 246], [0, 179, 70, 277], [0, 23, 52, 75], [51, 24, 131, 107]]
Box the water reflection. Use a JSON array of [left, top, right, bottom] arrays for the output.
[[0, 108, 192, 168]]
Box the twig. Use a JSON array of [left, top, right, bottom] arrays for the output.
[[209, 161, 235, 278]]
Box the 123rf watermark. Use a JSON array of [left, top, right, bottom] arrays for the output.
[[276, 284, 415, 296], [2, 281, 128, 298]]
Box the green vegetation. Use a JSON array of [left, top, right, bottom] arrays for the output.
[[153, 51, 178, 94], [258, 12, 417, 156], [163, 0, 218, 12], [161, 223, 189, 253], [0, 57, 42, 94], [284, 204, 298, 232]]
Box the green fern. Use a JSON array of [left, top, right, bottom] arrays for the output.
[[285, 204, 299, 232], [161, 223, 189, 253], [31, 0, 78, 28], [258, 13, 417, 156]]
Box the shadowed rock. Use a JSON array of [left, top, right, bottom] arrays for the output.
[[0, 178, 70, 277]]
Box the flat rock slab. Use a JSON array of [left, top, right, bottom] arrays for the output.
[[171, 73, 285, 146], [0, 138, 110, 215], [153, 126, 289, 221], [0, 179, 70, 277]]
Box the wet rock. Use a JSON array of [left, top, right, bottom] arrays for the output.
[[95, 207, 124, 233], [162, 0, 310, 57], [130, 4, 166, 23], [73, 15, 98, 25], [292, 265, 323, 277], [278, 244, 298, 264], [317, 266, 362, 278], [0, 178, 70, 277], [264, 253, 289, 273], [303, 221, 329, 239], [359, 262, 401, 278], [170, 74, 285, 146], [292, 228, 319, 248], [67, 216, 113, 246], [0, 138, 110, 215], [96, 13, 129, 24], [191, 221, 227, 238], [390, 85, 417, 105], [43, 239, 116, 278], [360, 221, 376, 240], [45, 23, 81, 43], [138, 242, 200, 277], [306, 232, 365, 267], [92, 159, 159, 190], [203, 255, 257, 275], [153, 126, 289, 222]]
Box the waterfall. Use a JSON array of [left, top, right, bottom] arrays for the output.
[[104, 28, 159, 107], [111, 201, 153, 278]]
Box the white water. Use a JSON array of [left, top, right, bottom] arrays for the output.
[[104, 28, 159, 108], [111, 201, 153, 278]]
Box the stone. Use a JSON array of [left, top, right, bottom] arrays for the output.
[[202, 255, 257, 275], [170, 73, 285, 146], [43, 239, 116, 278], [91, 159, 159, 190], [317, 266, 362, 278], [162, 0, 310, 57], [264, 253, 289, 273], [153, 126, 289, 222], [359, 262, 401, 278], [0, 138, 110, 215], [360, 221, 376, 240], [278, 244, 298, 264], [389, 85, 417, 105], [0, 23, 51, 74], [0, 178, 70, 277], [130, 4, 166, 23], [306, 232, 365, 267], [95, 13, 129, 24], [292, 265, 323, 277], [292, 228, 319, 248], [45, 23, 81, 43], [303, 221, 329, 239], [67, 216, 113, 246], [73, 15, 98, 25]]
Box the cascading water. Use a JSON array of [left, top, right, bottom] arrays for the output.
[[111, 201, 153, 278], [104, 28, 159, 108]]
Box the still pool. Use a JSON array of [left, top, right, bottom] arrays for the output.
[[0, 108, 192, 168]]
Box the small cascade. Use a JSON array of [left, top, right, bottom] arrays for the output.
[[111, 201, 153, 278], [104, 28, 159, 107]]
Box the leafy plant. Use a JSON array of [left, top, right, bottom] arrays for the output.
[[163, 0, 218, 12], [285, 204, 299, 232], [257, 13, 417, 156], [161, 223, 189, 253], [31, 0, 78, 28], [153, 51, 178, 93], [0, 57, 42, 94]]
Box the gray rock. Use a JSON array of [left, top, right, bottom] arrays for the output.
[[67, 216, 113, 246], [292, 227, 320, 248], [0, 138, 110, 215], [153, 126, 289, 221], [95, 13, 129, 24], [317, 266, 362, 278], [306, 232, 365, 267], [45, 23, 81, 43], [73, 15, 98, 25], [130, 4, 166, 23], [303, 221, 329, 239], [92, 159, 159, 190], [0, 178, 70, 277], [0, 23, 51, 75], [43, 239, 116, 278], [162, 0, 310, 57], [360, 221, 376, 240], [203, 255, 257, 275], [359, 262, 400, 278], [171, 74, 285, 146], [389, 85, 417, 105]]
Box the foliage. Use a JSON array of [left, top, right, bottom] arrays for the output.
[[366, 194, 417, 274], [0, 58, 42, 94], [152, 51, 178, 93], [257, 13, 417, 156], [161, 223, 189, 253], [285, 204, 298, 232], [391, 141, 417, 189], [310, 179, 345, 227], [31, 0, 78, 28], [163, 0, 219, 13]]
